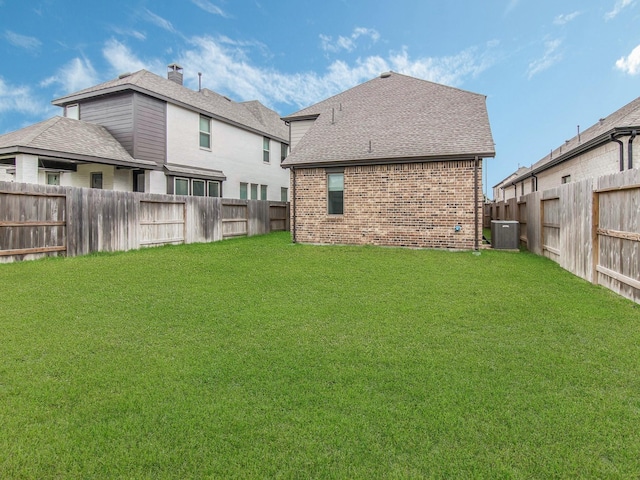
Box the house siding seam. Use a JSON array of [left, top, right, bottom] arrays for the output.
[[291, 161, 482, 249]]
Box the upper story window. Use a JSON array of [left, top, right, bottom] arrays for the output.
[[263, 137, 270, 163], [200, 115, 211, 149], [65, 104, 79, 120], [281, 143, 288, 163]]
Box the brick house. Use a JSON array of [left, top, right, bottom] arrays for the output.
[[493, 96, 640, 201], [281, 72, 495, 249]]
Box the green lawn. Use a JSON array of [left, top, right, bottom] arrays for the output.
[[1, 232, 639, 478]]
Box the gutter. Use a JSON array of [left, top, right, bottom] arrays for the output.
[[628, 130, 636, 170], [611, 133, 624, 171]]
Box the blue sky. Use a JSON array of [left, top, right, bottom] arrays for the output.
[[1, 0, 640, 196]]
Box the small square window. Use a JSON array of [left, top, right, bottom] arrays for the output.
[[208, 181, 220, 197], [47, 173, 60, 185], [561, 175, 571, 184], [175, 178, 189, 195], [192, 179, 206, 196], [91, 172, 103, 189], [200, 115, 211, 149], [240, 182, 248, 200]]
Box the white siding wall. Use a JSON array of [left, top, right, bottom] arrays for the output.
[[290, 119, 315, 150], [536, 142, 622, 191], [0, 167, 14, 182], [166, 103, 290, 200]]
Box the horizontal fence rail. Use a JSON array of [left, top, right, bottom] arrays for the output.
[[0, 181, 289, 263], [488, 169, 640, 304]]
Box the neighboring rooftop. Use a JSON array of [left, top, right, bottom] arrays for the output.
[[0, 116, 154, 167], [281, 72, 495, 168], [505, 95, 640, 185], [52, 69, 288, 142]]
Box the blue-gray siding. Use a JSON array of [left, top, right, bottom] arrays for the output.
[[80, 93, 135, 155], [79, 92, 166, 165], [133, 93, 166, 164]]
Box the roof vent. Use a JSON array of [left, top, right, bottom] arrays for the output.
[[118, 72, 132, 79], [380, 71, 392, 78]]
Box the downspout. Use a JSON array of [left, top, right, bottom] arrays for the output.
[[611, 133, 624, 171], [628, 130, 636, 170], [474, 156, 479, 251], [291, 166, 297, 243]]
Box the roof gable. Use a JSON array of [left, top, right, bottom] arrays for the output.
[[281, 72, 495, 167]]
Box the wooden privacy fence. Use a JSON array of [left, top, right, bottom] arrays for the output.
[[488, 169, 640, 304], [0, 181, 289, 263]]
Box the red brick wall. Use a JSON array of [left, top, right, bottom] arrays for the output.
[[291, 160, 482, 249]]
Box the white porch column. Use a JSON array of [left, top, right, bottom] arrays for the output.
[[147, 170, 167, 194], [14, 154, 39, 184]]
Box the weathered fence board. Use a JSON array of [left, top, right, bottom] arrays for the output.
[[488, 169, 640, 304], [0, 181, 290, 263]]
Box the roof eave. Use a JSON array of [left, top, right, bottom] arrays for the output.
[[0, 146, 157, 169], [510, 126, 640, 184], [281, 113, 320, 122], [282, 151, 495, 169]]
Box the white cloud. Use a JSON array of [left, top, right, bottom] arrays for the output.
[[40, 57, 99, 95], [504, 0, 521, 15], [180, 35, 495, 111], [615, 44, 640, 74], [102, 39, 164, 75], [4, 30, 41, 51], [191, 0, 230, 18], [144, 8, 176, 33], [527, 38, 563, 79], [0, 77, 41, 116], [605, 0, 635, 20], [320, 27, 380, 53], [554, 11, 581, 25], [111, 27, 146, 41]]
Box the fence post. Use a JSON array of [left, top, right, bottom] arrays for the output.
[[591, 191, 600, 285]]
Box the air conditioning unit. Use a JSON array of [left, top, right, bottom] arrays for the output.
[[491, 220, 520, 250]]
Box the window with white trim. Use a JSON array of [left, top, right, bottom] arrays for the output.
[[200, 115, 211, 149], [281, 143, 288, 163], [281, 187, 288, 202], [260, 185, 267, 200], [192, 179, 206, 196], [263, 137, 270, 163], [47, 173, 60, 185], [561, 175, 571, 184], [240, 182, 248, 200], [175, 177, 189, 195], [251, 183, 258, 200]]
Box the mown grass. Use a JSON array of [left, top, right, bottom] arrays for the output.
[[1, 232, 639, 478]]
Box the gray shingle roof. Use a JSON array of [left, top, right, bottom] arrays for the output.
[[505, 95, 640, 185], [0, 116, 153, 166], [52, 70, 288, 142], [281, 72, 495, 167]]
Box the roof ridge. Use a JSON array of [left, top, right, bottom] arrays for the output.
[[20, 116, 62, 145]]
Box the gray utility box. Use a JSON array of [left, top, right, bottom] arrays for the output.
[[491, 220, 520, 250]]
